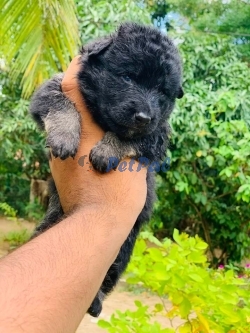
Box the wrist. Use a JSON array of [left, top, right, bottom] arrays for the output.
[[74, 204, 137, 242]]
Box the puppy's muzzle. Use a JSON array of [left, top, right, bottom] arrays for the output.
[[135, 112, 151, 126]]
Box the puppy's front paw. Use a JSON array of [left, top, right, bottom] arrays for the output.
[[47, 132, 79, 160], [90, 143, 120, 173]]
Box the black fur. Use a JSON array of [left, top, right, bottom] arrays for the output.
[[30, 23, 183, 317]]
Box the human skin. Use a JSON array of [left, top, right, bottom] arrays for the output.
[[0, 57, 147, 333]]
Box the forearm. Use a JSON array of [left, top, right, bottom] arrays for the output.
[[0, 206, 135, 333]]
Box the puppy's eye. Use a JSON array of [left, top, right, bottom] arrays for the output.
[[122, 75, 132, 83], [160, 88, 168, 97]]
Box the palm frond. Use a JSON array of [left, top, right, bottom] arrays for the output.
[[0, 0, 80, 98]]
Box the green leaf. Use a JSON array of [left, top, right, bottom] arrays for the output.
[[206, 155, 214, 167], [134, 300, 142, 308], [179, 298, 191, 319], [154, 264, 167, 281], [154, 303, 164, 312], [179, 323, 192, 333], [98, 320, 112, 328], [170, 292, 183, 305], [188, 251, 206, 263], [200, 194, 207, 205], [195, 239, 208, 250], [173, 229, 182, 246], [189, 273, 203, 282]]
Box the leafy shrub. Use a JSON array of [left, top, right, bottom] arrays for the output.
[[4, 229, 31, 248], [99, 300, 172, 333], [0, 69, 49, 216], [0, 202, 17, 219], [76, 0, 150, 44], [24, 200, 45, 222], [99, 231, 250, 333], [152, 33, 250, 263]]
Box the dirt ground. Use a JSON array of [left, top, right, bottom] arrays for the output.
[[0, 217, 182, 333]]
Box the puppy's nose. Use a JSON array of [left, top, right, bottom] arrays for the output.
[[135, 112, 151, 125]]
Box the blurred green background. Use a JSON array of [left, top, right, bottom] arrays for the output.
[[0, 0, 250, 264]]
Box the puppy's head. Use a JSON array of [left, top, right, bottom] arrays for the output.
[[79, 23, 183, 138]]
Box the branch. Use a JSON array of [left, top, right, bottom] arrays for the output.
[[187, 198, 212, 251]]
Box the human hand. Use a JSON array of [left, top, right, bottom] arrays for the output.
[[49, 57, 147, 223]]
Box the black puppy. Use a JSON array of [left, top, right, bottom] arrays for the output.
[[30, 22, 183, 317]]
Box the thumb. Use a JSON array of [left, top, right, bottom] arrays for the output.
[[61, 56, 82, 95], [61, 56, 105, 140], [61, 56, 87, 115]]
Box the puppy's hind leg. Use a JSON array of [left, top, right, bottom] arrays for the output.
[[88, 290, 105, 317], [87, 172, 155, 317], [31, 180, 64, 238], [87, 228, 139, 317]]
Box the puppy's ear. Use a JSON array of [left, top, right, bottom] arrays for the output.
[[117, 22, 141, 37], [87, 37, 113, 57], [177, 87, 184, 99]]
